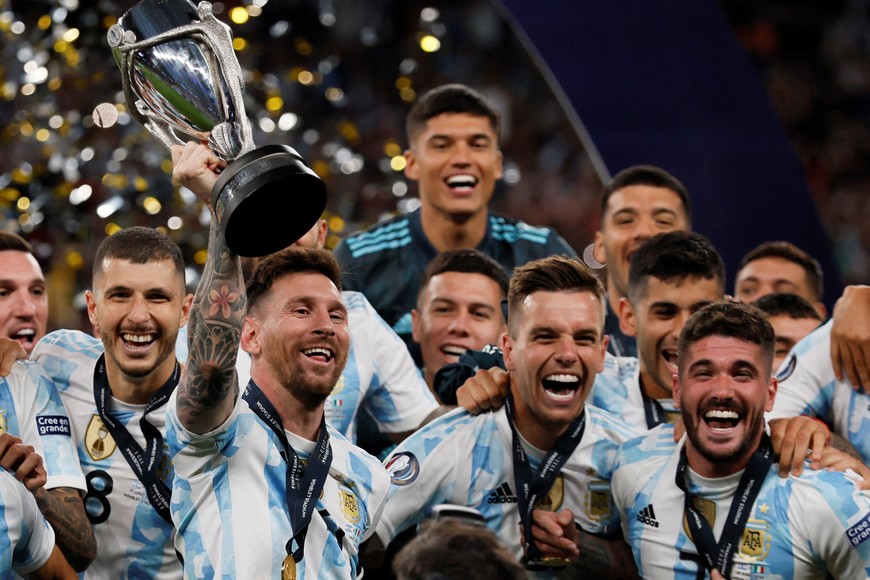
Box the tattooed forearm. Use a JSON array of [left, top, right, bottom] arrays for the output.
[[34, 487, 96, 572], [559, 528, 638, 580], [179, 217, 246, 431]]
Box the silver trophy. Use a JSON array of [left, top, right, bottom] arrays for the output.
[[108, 0, 327, 257]]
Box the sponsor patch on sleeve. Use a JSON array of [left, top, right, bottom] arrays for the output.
[[36, 415, 72, 436], [847, 511, 870, 547], [384, 451, 419, 486]]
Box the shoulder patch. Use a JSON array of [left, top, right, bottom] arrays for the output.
[[385, 451, 419, 486], [847, 511, 870, 547], [775, 353, 797, 382]]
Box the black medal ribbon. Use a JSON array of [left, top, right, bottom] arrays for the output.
[[640, 380, 668, 429], [504, 389, 586, 562], [93, 354, 177, 525], [675, 433, 773, 579], [242, 380, 332, 566]]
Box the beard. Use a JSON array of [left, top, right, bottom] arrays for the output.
[[684, 400, 766, 466], [265, 342, 348, 411], [102, 331, 174, 379]]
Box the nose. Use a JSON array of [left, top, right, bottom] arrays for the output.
[[450, 142, 472, 166], [11, 291, 37, 318], [126, 295, 151, 324], [708, 374, 736, 400], [446, 311, 471, 336], [633, 216, 657, 241], [311, 309, 336, 336], [669, 310, 692, 340], [553, 335, 579, 365]]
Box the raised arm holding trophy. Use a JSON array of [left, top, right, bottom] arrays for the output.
[[107, 0, 326, 256]]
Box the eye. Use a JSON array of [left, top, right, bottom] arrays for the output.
[[330, 312, 346, 323], [31, 286, 46, 297], [0, 288, 9, 298], [471, 310, 492, 320]]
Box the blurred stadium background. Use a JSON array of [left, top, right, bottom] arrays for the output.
[[0, 0, 867, 331]]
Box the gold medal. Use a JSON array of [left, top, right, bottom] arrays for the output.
[[281, 555, 296, 580]]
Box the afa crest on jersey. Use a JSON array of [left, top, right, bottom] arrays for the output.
[[740, 517, 772, 560], [585, 480, 612, 520], [85, 414, 117, 461], [339, 488, 361, 524]]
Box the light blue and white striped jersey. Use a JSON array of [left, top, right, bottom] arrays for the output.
[[165, 387, 391, 579], [612, 429, 870, 579], [0, 360, 84, 492], [175, 290, 437, 441], [590, 354, 680, 431], [377, 405, 640, 564], [768, 319, 870, 463], [0, 468, 56, 575], [31, 329, 180, 580]]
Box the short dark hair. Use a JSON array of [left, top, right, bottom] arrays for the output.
[[738, 241, 824, 301], [392, 518, 525, 580], [246, 247, 341, 314], [0, 231, 33, 253], [678, 300, 775, 374], [406, 83, 501, 144], [751, 292, 823, 322], [93, 226, 185, 280], [600, 165, 692, 224], [627, 231, 725, 302], [508, 255, 605, 335], [418, 249, 509, 303]]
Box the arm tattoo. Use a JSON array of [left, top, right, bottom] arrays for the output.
[[34, 486, 96, 572], [562, 527, 639, 580], [178, 218, 246, 430]]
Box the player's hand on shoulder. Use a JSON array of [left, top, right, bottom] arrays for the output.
[[830, 285, 870, 391], [456, 367, 509, 415], [769, 416, 830, 477], [0, 337, 27, 376], [818, 447, 870, 490]]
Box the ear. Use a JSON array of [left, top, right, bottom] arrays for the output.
[[618, 296, 638, 337], [494, 150, 504, 180], [411, 309, 422, 343], [314, 219, 329, 249], [240, 317, 261, 356], [85, 290, 99, 330], [404, 149, 418, 180], [766, 376, 778, 412], [592, 230, 606, 266], [501, 332, 515, 371], [597, 335, 609, 373], [178, 293, 194, 329], [672, 371, 681, 409]]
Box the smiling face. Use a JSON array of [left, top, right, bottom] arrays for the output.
[[0, 250, 48, 354], [620, 276, 722, 399], [412, 271, 506, 387], [735, 256, 819, 308], [593, 186, 689, 299], [404, 112, 503, 221], [244, 272, 350, 408], [87, 257, 190, 389], [503, 290, 607, 450], [675, 335, 776, 478]]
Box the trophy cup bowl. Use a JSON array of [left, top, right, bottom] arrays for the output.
[[108, 0, 326, 257]]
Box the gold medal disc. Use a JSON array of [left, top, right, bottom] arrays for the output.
[[282, 555, 296, 580]]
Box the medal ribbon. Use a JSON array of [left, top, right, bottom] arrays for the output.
[[504, 389, 586, 561], [640, 380, 668, 429], [242, 380, 332, 565], [93, 354, 177, 525], [675, 433, 773, 579]]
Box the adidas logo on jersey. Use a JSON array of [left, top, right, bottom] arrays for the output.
[[487, 482, 518, 504], [637, 504, 659, 527]]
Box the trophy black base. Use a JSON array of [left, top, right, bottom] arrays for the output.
[[212, 144, 328, 257]]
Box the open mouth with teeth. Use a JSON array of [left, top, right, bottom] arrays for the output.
[[303, 347, 335, 363], [703, 408, 741, 431], [661, 349, 678, 373], [541, 374, 581, 401], [445, 174, 478, 192], [122, 332, 157, 352], [440, 344, 468, 363], [11, 328, 35, 344]]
